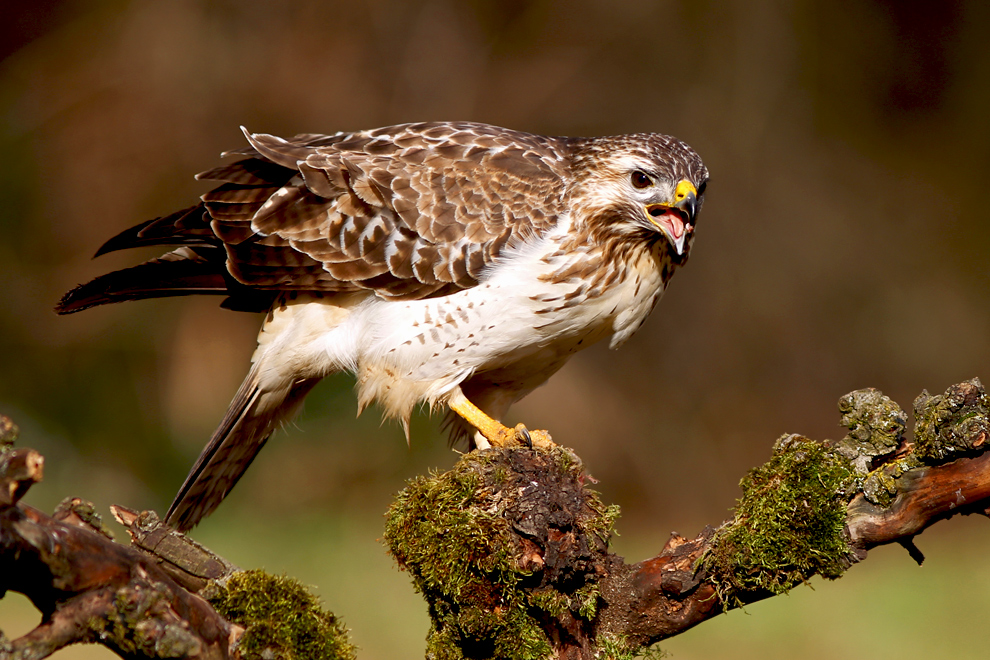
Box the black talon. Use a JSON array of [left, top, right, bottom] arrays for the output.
[[516, 426, 533, 448]]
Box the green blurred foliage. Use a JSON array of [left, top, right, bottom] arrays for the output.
[[1, 0, 990, 658]]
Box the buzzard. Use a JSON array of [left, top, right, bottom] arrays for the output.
[[57, 121, 708, 531]]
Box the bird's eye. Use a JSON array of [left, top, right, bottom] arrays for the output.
[[697, 180, 708, 197], [631, 171, 652, 189]]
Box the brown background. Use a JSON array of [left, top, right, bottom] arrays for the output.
[[2, 1, 990, 658]]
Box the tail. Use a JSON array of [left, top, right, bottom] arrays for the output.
[[55, 155, 297, 316], [165, 366, 321, 531], [55, 245, 278, 315]]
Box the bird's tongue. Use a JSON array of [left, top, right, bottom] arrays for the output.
[[664, 214, 685, 239], [647, 206, 692, 256], [650, 207, 687, 239]]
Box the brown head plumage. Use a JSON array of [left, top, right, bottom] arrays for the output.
[[564, 133, 708, 262]]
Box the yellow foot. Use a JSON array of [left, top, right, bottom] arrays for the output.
[[448, 391, 554, 450], [494, 423, 554, 449]]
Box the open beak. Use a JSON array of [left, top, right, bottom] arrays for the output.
[[645, 180, 698, 256]]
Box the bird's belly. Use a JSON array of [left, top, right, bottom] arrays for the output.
[[366, 287, 592, 384], [359, 264, 661, 394]]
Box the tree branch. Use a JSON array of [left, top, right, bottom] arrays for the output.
[[384, 379, 990, 659], [3, 379, 990, 660], [0, 448, 239, 658], [0, 417, 354, 660]]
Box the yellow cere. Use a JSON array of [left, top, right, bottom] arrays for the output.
[[674, 179, 697, 203]]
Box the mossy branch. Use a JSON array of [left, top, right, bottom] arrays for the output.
[[0, 416, 355, 660], [383, 378, 990, 659]]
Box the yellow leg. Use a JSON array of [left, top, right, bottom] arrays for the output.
[[447, 390, 553, 449]]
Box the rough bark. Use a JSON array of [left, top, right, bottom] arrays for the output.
[[3, 379, 990, 660], [0, 440, 240, 659], [0, 466, 353, 660]]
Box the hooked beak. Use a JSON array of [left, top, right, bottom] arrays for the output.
[[645, 179, 698, 256]]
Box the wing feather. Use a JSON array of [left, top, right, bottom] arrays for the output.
[[80, 122, 571, 307]]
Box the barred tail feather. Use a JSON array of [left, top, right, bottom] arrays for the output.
[[165, 366, 321, 532]]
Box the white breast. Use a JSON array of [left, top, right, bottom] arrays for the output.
[[252, 221, 669, 427], [365, 226, 663, 381]]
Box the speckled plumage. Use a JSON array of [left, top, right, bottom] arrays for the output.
[[57, 121, 708, 531]]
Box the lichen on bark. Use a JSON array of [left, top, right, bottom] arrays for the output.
[[85, 580, 205, 658], [833, 387, 906, 474], [913, 378, 989, 462], [853, 379, 989, 507]]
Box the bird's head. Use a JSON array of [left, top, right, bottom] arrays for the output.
[[569, 134, 708, 262]]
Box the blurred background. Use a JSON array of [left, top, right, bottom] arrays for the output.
[[2, 0, 990, 657]]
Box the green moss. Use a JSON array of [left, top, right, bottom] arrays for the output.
[[637, 645, 669, 660], [585, 503, 622, 545], [703, 434, 855, 601], [572, 582, 601, 620], [385, 446, 617, 660], [208, 570, 355, 660], [528, 589, 569, 618], [597, 634, 635, 660], [385, 463, 516, 603]]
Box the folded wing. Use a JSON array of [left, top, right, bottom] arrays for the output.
[[57, 121, 571, 314]]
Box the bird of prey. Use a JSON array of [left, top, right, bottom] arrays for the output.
[[57, 121, 708, 531]]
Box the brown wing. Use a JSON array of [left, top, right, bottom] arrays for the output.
[[57, 122, 571, 314], [198, 121, 570, 300]]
